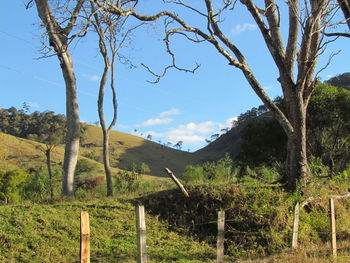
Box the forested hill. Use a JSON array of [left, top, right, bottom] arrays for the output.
[[326, 72, 350, 90]]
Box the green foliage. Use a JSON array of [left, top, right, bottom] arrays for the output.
[[114, 164, 140, 193], [237, 83, 350, 173], [237, 118, 287, 166], [21, 166, 63, 202], [239, 165, 282, 184], [326, 72, 350, 89], [139, 162, 151, 174], [181, 153, 237, 183], [0, 169, 30, 203], [75, 159, 97, 176], [141, 183, 291, 259], [307, 83, 350, 173], [181, 165, 205, 183], [0, 107, 67, 142]]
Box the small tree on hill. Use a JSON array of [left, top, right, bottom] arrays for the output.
[[28, 111, 66, 199]]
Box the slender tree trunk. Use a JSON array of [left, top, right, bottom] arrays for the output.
[[34, 0, 82, 196], [98, 66, 114, 196], [92, 6, 119, 197], [46, 148, 54, 199], [102, 130, 113, 196]]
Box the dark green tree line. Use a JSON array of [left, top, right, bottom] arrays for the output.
[[237, 83, 350, 176]]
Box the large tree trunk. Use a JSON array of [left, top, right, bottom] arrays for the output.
[[61, 52, 80, 196], [285, 99, 310, 190], [34, 0, 82, 196]]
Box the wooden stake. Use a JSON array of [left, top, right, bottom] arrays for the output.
[[292, 202, 300, 248], [80, 211, 90, 263], [164, 168, 189, 198], [329, 198, 337, 258], [217, 210, 225, 263], [136, 205, 147, 263]]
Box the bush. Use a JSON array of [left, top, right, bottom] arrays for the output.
[[0, 169, 30, 203], [22, 171, 51, 202], [181, 153, 237, 184], [114, 167, 140, 193]]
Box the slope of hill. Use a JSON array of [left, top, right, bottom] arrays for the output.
[[0, 122, 243, 179], [193, 124, 243, 163], [0, 132, 173, 192], [80, 124, 200, 176]]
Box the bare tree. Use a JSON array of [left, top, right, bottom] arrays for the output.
[[31, 0, 85, 195], [87, 1, 140, 196], [95, 0, 341, 190]]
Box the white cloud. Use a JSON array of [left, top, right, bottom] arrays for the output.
[[231, 23, 257, 35], [82, 74, 100, 82], [145, 117, 237, 145], [137, 118, 173, 127], [159, 108, 181, 117]]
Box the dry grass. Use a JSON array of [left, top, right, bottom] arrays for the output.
[[81, 125, 200, 176], [0, 132, 173, 188], [239, 241, 350, 263]]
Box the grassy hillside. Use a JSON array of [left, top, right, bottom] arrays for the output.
[[80, 125, 200, 176], [0, 199, 216, 263], [193, 124, 242, 163], [0, 132, 173, 197]]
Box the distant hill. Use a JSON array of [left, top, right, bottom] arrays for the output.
[[193, 124, 243, 163], [326, 72, 350, 90], [0, 118, 243, 178], [80, 124, 199, 176]]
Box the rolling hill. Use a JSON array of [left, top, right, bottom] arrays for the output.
[[0, 122, 242, 179]]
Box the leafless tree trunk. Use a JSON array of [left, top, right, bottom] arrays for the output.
[[33, 0, 84, 195], [45, 146, 54, 199], [96, 0, 337, 191], [89, 2, 135, 196]]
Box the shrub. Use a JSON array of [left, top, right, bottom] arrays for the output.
[[76, 176, 104, 190], [114, 167, 140, 193], [0, 169, 30, 203], [181, 153, 237, 184]]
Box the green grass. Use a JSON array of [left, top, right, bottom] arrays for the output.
[[0, 199, 216, 263]]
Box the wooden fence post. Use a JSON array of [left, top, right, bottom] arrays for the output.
[[80, 211, 90, 263], [329, 198, 337, 258], [292, 202, 300, 248], [217, 210, 225, 263], [136, 205, 147, 263]]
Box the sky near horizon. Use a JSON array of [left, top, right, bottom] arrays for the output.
[[1, 1, 349, 152]]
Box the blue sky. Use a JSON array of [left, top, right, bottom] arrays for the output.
[[1, 1, 349, 151]]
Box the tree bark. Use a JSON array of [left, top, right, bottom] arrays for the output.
[[285, 93, 310, 190], [34, 0, 82, 196], [338, 0, 350, 29], [46, 148, 54, 199]]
